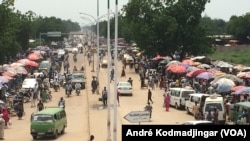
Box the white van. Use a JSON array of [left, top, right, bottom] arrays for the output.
[[185, 93, 210, 115], [169, 88, 195, 109], [203, 95, 226, 124]]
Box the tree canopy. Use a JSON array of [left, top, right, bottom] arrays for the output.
[[0, 0, 80, 63]]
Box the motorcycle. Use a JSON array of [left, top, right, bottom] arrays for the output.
[[19, 91, 31, 103], [76, 89, 80, 96], [66, 90, 71, 97], [53, 81, 60, 92]]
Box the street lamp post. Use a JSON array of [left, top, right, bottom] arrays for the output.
[[80, 17, 96, 73]]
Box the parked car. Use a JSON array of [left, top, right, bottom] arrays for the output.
[[117, 82, 133, 96], [181, 120, 214, 125], [101, 59, 108, 68], [21, 78, 39, 91], [72, 47, 79, 54]]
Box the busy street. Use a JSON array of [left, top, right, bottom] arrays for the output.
[[1, 43, 198, 141]]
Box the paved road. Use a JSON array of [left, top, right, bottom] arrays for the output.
[[5, 50, 194, 141]]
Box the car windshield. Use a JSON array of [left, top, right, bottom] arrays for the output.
[[205, 103, 223, 112], [32, 114, 53, 122], [119, 82, 131, 87], [72, 75, 84, 79]]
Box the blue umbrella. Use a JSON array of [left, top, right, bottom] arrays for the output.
[[216, 84, 233, 93]]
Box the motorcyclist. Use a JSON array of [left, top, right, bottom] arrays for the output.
[[64, 81, 73, 95], [58, 97, 65, 108], [73, 66, 78, 72], [75, 82, 81, 94], [53, 79, 60, 91]]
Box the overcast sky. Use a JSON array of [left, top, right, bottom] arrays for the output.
[[14, 0, 250, 24]]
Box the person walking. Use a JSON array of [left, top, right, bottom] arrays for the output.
[[147, 89, 153, 104], [89, 135, 94, 141], [164, 93, 171, 111], [1, 108, 9, 128], [102, 87, 108, 107], [91, 77, 98, 94], [31, 89, 38, 108], [0, 114, 5, 140], [37, 100, 44, 111], [192, 101, 199, 119], [117, 91, 120, 106], [213, 107, 219, 125], [121, 67, 126, 78]]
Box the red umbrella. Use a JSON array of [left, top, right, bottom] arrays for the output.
[[182, 59, 194, 65], [27, 53, 40, 61], [26, 60, 38, 67], [186, 69, 207, 77], [231, 85, 246, 92], [166, 65, 186, 74]]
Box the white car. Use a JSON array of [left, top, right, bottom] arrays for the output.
[[117, 82, 133, 96], [181, 120, 214, 125], [21, 78, 39, 91], [72, 47, 79, 54]]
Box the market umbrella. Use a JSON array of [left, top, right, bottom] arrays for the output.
[[182, 59, 194, 66], [186, 66, 198, 72], [166, 60, 181, 67], [216, 61, 233, 68], [197, 64, 211, 69], [212, 78, 235, 85], [190, 56, 206, 61], [0, 75, 13, 80], [17, 59, 30, 64], [15, 67, 28, 74], [214, 74, 243, 84], [241, 67, 250, 72], [231, 85, 246, 92], [27, 53, 40, 61], [196, 72, 214, 80], [186, 69, 207, 77], [237, 72, 250, 79], [233, 64, 245, 71], [10, 62, 24, 67], [0, 76, 9, 83], [2, 71, 16, 77], [25, 60, 38, 67], [193, 62, 201, 66], [234, 87, 250, 95], [166, 65, 186, 74]]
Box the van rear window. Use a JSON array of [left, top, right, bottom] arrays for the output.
[[205, 103, 223, 112], [181, 91, 194, 98], [33, 114, 53, 122]]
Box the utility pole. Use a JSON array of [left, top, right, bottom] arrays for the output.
[[106, 0, 111, 141], [113, 0, 118, 141]]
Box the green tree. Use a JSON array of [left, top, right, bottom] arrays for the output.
[[122, 0, 212, 58]]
